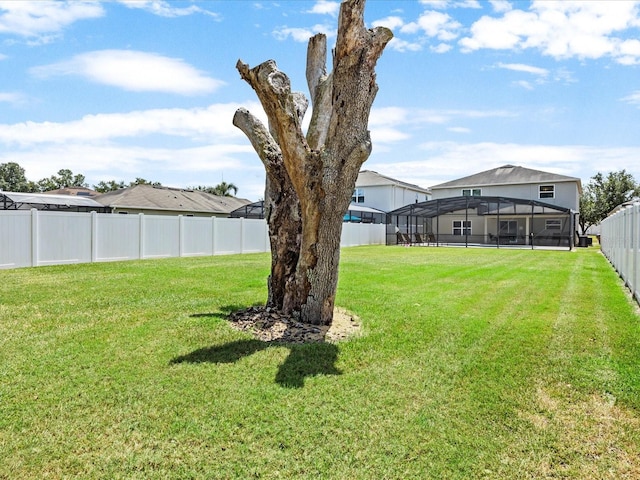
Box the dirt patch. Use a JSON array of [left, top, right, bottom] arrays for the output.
[[227, 306, 362, 344]]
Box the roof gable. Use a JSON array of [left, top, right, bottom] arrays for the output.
[[431, 165, 582, 190], [356, 170, 430, 193]]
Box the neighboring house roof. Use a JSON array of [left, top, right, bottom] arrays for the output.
[[356, 170, 431, 194], [1, 191, 110, 212], [431, 165, 582, 192], [43, 187, 99, 197], [94, 184, 252, 215]]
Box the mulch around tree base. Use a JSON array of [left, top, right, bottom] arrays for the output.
[[227, 306, 362, 344]]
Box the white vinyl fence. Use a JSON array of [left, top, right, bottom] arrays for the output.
[[0, 210, 386, 270], [600, 202, 640, 305]]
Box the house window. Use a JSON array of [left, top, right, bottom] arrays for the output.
[[462, 188, 481, 196], [499, 220, 518, 235], [352, 188, 365, 203], [453, 220, 471, 236], [546, 219, 562, 230], [539, 185, 555, 199]]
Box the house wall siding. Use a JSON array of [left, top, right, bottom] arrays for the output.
[[431, 182, 579, 211], [357, 185, 429, 212]]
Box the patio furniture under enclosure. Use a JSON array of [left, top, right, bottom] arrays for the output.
[[388, 196, 577, 249]]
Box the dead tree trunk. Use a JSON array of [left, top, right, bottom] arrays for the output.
[[234, 0, 392, 325]]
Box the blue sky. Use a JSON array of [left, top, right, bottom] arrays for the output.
[[1, 0, 640, 201]]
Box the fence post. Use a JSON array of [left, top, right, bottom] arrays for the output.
[[265, 220, 270, 253], [179, 215, 184, 257], [240, 217, 245, 254], [139, 213, 145, 259], [30, 208, 38, 267], [212, 216, 217, 256], [91, 211, 98, 263]]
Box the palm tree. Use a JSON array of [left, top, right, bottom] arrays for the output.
[[212, 181, 238, 197]]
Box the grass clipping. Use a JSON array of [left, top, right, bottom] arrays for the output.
[[227, 306, 362, 344]]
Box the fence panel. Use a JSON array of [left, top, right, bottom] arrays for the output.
[[601, 202, 640, 304], [213, 218, 243, 255], [341, 222, 386, 247], [0, 210, 32, 268], [181, 216, 214, 257], [242, 219, 269, 253], [143, 215, 180, 259], [37, 211, 92, 266], [95, 213, 141, 262]]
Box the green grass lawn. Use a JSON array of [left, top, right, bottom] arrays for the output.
[[1, 246, 639, 479]]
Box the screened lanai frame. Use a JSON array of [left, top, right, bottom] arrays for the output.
[[229, 200, 387, 224], [388, 195, 577, 250]]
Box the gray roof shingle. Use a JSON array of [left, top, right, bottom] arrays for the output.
[[431, 165, 582, 190], [356, 170, 430, 193]]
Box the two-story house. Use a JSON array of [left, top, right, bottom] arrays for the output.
[[390, 165, 582, 248]]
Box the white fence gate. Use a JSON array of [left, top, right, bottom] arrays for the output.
[[600, 202, 640, 304], [0, 210, 386, 270]]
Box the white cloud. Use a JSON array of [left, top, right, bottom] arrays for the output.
[[459, 9, 532, 51], [618, 39, 640, 65], [273, 24, 334, 42], [448, 126, 471, 133], [0, 91, 26, 105], [117, 0, 220, 19], [369, 107, 411, 144], [387, 37, 423, 53], [419, 1, 449, 9], [419, 0, 481, 8], [460, 1, 640, 64], [0, 1, 104, 38], [413, 11, 462, 41], [431, 43, 452, 53], [514, 80, 534, 90], [490, 1, 513, 13], [372, 16, 405, 31], [367, 106, 515, 146], [621, 91, 640, 106], [456, 1, 482, 9], [30, 50, 223, 95], [307, 1, 340, 17], [497, 62, 548, 76], [417, 108, 515, 123]]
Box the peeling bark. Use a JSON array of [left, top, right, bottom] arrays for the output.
[[234, 0, 392, 325]]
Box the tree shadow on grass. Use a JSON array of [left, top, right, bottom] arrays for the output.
[[188, 304, 261, 322], [170, 325, 341, 388]]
